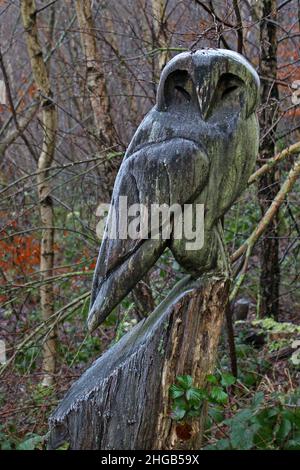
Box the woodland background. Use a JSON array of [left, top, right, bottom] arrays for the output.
[[0, 0, 300, 450]]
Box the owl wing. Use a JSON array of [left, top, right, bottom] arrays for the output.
[[88, 137, 209, 331]]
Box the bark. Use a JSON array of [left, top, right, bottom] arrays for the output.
[[75, 0, 119, 202], [48, 274, 230, 450], [233, 0, 243, 53], [21, 0, 58, 386], [258, 0, 280, 319], [248, 141, 300, 185], [152, 0, 170, 71]]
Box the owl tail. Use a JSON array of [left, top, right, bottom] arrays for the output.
[[87, 238, 168, 332]]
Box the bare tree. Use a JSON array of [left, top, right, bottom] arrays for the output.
[[75, 0, 119, 202], [258, 0, 280, 319], [21, 0, 58, 386], [152, 0, 170, 71]]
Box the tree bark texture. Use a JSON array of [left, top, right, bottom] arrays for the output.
[[21, 0, 58, 386], [152, 0, 170, 72], [48, 275, 230, 450], [75, 0, 119, 202], [258, 0, 280, 319]]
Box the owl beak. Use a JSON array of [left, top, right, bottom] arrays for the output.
[[196, 83, 213, 121]]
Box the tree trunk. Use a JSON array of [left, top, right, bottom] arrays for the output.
[[21, 0, 58, 386], [258, 0, 280, 319], [75, 0, 119, 202], [152, 0, 170, 72], [48, 274, 230, 450]]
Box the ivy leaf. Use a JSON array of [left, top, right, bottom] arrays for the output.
[[169, 384, 184, 399], [210, 386, 228, 404], [176, 375, 193, 390]]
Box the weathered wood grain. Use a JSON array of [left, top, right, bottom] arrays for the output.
[[48, 274, 229, 450]]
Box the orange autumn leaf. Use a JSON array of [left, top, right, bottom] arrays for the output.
[[28, 83, 37, 98]]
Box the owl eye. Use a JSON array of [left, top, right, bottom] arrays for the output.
[[164, 70, 197, 109], [205, 73, 244, 120], [218, 74, 243, 101], [221, 84, 239, 100]]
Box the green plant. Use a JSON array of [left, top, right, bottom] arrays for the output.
[[226, 328, 270, 387], [169, 372, 236, 422], [0, 424, 46, 450], [252, 318, 300, 335], [15, 345, 39, 374], [205, 391, 300, 450], [291, 340, 300, 366], [0, 424, 16, 450], [16, 433, 45, 450], [169, 375, 206, 421]]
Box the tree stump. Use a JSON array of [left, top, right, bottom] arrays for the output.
[[48, 274, 230, 450]]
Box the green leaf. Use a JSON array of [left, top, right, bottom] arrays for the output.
[[185, 387, 205, 404], [57, 442, 70, 450], [210, 386, 228, 404], [159, 269, 166, 278], [1, 440, 12, 450], [176, 375, 193, 390], [215, 438, 231, 450], [291, 349, 300, 365], [243, 372, 258, 387], [230, 422, 259, 450], [173, 396, 189, 410], [251, 391, 265, 408], [186, 409, 201, 418], [207, 374, 218, 385], [16, 435, 44, 450], [284, 438, 300, 450], [204, 439, 231, 450], [221, 372, 236, 388], [253, 423, 274, 449], [225, 408, 252, 425], [276, 418, 292, 443], [170, 406, 186, 421], [209, 407, 225, 424], [169, 384, 184, 399], [281, 409, 297, 424]]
